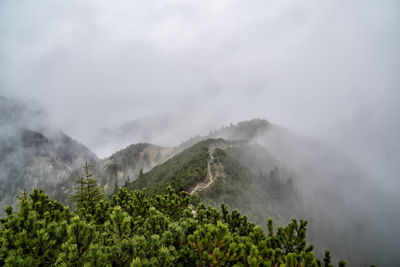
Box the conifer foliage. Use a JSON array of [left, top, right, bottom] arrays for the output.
[[0, 166, 352, 266], [70, 162, 104, 213]]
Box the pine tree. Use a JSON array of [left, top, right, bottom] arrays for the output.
[[0, 186, 363, 266], [70, 162, 104, 212], [70, 174, 86, 210], [56, 216, 97, 266]]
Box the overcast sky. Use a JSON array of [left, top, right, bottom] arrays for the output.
[[1, 0, 399, 187]]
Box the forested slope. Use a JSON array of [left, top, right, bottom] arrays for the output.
[[0, 184, 346, 266]]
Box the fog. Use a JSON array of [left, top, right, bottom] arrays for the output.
[[1, 1, 399, 263], [3, 0, 399, 188]]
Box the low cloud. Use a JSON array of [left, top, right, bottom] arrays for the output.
[[1, 0, 399, 186]]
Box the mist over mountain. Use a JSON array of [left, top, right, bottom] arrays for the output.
[[119, 118, 398, 266], [95, 113, 190, 157], [50, 142, 174, 205], [1, 0, 399, 265], [0, 97, 97, 212], [200, 119, 399, 266], [0, 94, 399, 265], [44, 115, 399, 265]]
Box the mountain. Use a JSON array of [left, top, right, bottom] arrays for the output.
[[128, 138, 305, 227], [0, 97, 395, 266], [109, 119, 389, 266], [206, 120, 400, 266], [45, 117, 392, 265], [0, 96, 98, 213], [0, 128, 97, 212], [50, 142, 175, 205]]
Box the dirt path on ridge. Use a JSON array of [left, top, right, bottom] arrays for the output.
[[189, 150, 216, 195]]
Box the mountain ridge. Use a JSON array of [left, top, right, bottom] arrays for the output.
[[0, 96, 395, 265], [127, 138, 301, 227]]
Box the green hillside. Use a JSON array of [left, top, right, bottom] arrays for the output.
[[128, 139, 213, 194], [128, 139, 305, 227]]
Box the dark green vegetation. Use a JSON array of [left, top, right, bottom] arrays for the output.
[[129, 139, 212, 195], [0, 175, 346, 266], [199, 145, 302, 227], [129, 139, 303, 227]]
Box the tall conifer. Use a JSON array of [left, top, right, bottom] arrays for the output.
[[70, 162, 104, 211]]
